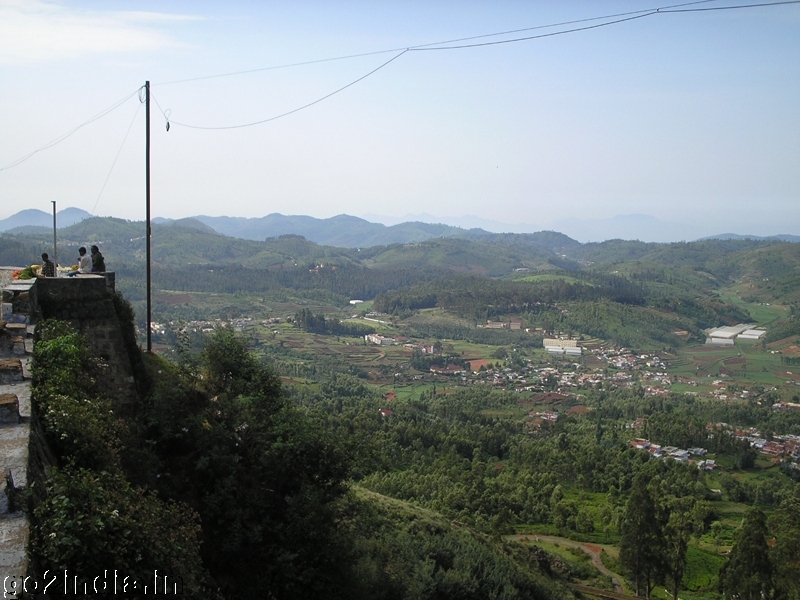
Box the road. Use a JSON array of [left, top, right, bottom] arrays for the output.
[[512, 534, 625, 595]]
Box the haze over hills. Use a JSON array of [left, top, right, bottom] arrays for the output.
[[3, 208, 800, 247], [0, 207, 92, 232], [363, 212, 800, 243]]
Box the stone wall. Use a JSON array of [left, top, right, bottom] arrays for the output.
[[1, 272, 139, 586], [35, 275, 137, 406]]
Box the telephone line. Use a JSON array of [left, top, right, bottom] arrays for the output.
[[408, 12, 657, 51], [154, 0, 720, 87], [406, 0, 718, 49], [0, 88, 141, 172], [657, 0, 800, 11], [160, 49, 408, 130], [80, 102, 142, 242]]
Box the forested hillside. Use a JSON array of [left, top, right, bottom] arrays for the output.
[[29, 320, 574, 599], [12, 218, 800, 599]]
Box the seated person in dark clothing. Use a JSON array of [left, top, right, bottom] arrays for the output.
[[40, 253, 55, 277], [91, 245, 106, 272]]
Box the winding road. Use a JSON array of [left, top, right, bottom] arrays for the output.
[[512, 534, 625, 595]]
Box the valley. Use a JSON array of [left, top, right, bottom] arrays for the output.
[[4, 216, 800, 599]]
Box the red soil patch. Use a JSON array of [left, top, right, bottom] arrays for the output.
[[468, 359, 493, 370], [693, 357, 717, 367], [568, 405, 591, 415], [768, 337, 799, 349], [584, 543, 601, 554], [724, 357, 746, 365], [774, 372, 800, 381], [583, 356, 605, 368], [784, 345, 800, 356], [693, 346, 729, 352], [385, 391, 396, 401]]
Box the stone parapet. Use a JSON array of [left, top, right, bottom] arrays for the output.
[[34, 275, 136, 406], [0, 275, 31, 581], [0, 270, 132, 582]]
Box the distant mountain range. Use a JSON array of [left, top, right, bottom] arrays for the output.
[[2, 208, 799, 247], [154, 213, 486, 247], [0, 208, 92, 232]]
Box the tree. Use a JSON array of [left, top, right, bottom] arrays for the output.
[[196, 329, 352, 599], [620, 469, 665, 598], [711, 521, 724, 553], [719, 507, 773, 600], [663, 496, 695, 600], [770, 491, 800, 600]]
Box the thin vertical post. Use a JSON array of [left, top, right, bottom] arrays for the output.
[[51, 200, 57, 273], [146, 81, 152, 353]]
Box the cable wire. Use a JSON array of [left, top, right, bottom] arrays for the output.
[[156, 48, 408, 86], [408, 0, 800, 51], [79, 102, 142, 242], [0, 88, 141, 172], [657, 0, 800, 11], [408, 12, 658, 51], [154, 0, 797, 130], [161, 49, 408, 130], [406, 0, 718, 49], [154, 0, 721, 86]]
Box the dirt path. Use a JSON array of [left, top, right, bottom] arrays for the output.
[[512, 534, 625, 595]]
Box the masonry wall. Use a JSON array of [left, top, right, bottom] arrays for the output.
[[0, 273, 141, 589], [35, 276, 137, 406]]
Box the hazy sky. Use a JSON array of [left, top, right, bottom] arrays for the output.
[[1, 0, 798, 239]]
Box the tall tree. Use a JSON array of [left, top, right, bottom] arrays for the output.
[[663, 496, 695, 600], [620, 469, 665, 598], [196, 329, 352, 599], [720, 507, 773, 600], [770, 490, 800, 600]]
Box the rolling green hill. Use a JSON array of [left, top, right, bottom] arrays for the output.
[[4, 216, 799, 350]]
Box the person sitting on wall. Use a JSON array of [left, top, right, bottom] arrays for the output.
[[67, 247, 92, 277], [91, 245, 105, 273], [40, 253, 55, 277]]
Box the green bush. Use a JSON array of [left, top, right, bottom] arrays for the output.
[[31, 467, 206, 595], [29, 321, 209, 596]]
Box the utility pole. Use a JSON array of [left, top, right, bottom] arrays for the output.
[[51, 200, 57, 272], [145, 81, 152, 353]]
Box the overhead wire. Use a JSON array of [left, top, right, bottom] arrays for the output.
[[0, 88, 141, 172], [407, 11, 659, 51], [154, 0, 721, 86], [3, 0, 797, 157], [155, 0, 798, 130], [406, 0, 719, 49], [78, 102, 142, 243], [657, 0, 800, 10], [406, 0, 800, 51], [158, 49, 408, 130]]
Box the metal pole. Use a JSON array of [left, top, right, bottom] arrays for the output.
[[51, 200, 57, 274], [146, 81, 152, 353]]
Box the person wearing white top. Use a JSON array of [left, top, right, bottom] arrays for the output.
[[67, 247, 93, 276]]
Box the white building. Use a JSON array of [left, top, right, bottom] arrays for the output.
[[365, 334, 394, 346]]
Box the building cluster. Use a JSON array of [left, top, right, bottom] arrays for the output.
[[365, 333, 394, 346], [629, 438, 715, 469], [723, 424, 800, 459], [528, 410, 559, 428], [706, 324, 766, 346], [482, 320, 522, 330], [543, 338, 582, 356]]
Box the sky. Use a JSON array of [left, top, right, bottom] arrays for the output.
[[1, 0, 798, 242]]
